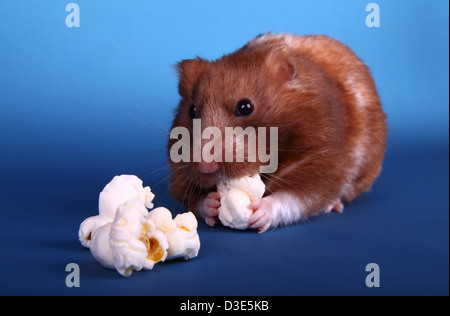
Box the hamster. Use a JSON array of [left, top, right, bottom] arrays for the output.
[[167, 33, 387, 232]]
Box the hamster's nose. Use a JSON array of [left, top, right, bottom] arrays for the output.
[[198, 160, 220, 174]]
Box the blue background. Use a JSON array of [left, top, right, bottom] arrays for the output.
[[0, 0, 448, 295]]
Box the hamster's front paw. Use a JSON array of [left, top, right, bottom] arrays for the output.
[[201, 192, 221, 227], [249, 197, 273, 233]]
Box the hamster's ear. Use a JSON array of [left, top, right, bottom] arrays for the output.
[[175, 58, 208, 97], [264, 49, 298, 83]]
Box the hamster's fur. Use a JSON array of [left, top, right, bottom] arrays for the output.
[[168, 33, 387, 232]]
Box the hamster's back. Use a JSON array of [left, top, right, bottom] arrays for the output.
[[246, 33, 387, 202]]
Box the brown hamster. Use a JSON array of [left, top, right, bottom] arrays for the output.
[[167, 33, 387, 232]]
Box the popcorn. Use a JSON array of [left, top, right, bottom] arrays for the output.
[[89, 223, 115, 270], [79, 174, 154, 249], [217, 174, 266, 230], [174, 212, 198, 231], [79, 215, 111, 248], [98, 174, 155, 219], [166, 212, 200, 260], [78, 174, 201, 277], [109, 200, 169, 277], [146, 207, 200, 260], [147, 207, 177, 233]]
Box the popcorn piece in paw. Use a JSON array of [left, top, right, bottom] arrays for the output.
[[89, 223, 115, 269], [217, 174, 266, 230], [79, 215, 111, 248], [218, 187, 253, 230], [226, 174, 266, 202], [98, 175, 155, 220], [165, 212, 201, 260], [109, 200, 168, 277]]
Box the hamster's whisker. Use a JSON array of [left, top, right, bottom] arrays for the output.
[[187, 176, 199, 213], [143, 165, 172, 178], [155, 178, 174, 208], [276, 148, 332, 154], [180, 175, 193, 212], [146, 163, 186, 191], [148, 172, 173, 189], [140, 109, 172, 137], [155, 100, 178, 112], [263, 173, 297, 195], [124, 110, 169, 139], [137, 150, 168, 154]]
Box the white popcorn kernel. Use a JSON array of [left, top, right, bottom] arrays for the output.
[[146, 210, 200, 261], [89, 223, 115, 270], [147, 207, 177, 233], [226, 173, 266, 201], [165, 212, 200, 260], [165, 228, 200, 260], [78, 215, 111, 248], [140, 221, 169, 270], [217, 174, 266, 230], [218, 187, 253, 230], [174, 212, 198, 231], [98, 175, 155, 220], [79, 174, 202, 277], [109, 200, 168, 277]]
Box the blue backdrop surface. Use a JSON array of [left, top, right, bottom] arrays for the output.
[[0, 0, 448, 295]]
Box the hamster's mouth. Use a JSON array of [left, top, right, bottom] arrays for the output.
[[198, 170, 223, 187]]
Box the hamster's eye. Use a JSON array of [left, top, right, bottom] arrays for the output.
[[235, 99, 254, 117], [188, 103, 197, 119]]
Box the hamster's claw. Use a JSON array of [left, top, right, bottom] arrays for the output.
[[202, 192, 221, 227], [325, 201, 344, 214], [249, 198, 272, 233]]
